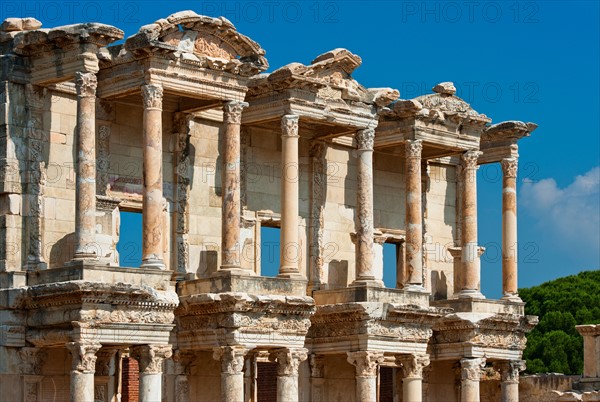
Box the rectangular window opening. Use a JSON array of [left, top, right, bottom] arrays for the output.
[[383, 242, 399, 288], [260, 225, 280, 277], [116, 210, 142, 268]]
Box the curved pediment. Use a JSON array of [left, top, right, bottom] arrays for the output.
[[124, 11, 268, 75]]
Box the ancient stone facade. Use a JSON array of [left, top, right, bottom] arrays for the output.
[[0, 11, 540, 402]]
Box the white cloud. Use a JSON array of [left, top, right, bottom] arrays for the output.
[[521, 166, 600, 251]]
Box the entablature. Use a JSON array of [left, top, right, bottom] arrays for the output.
[[478, 120, 538, 164]]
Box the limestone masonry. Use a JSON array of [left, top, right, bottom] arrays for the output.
[[0, 10, 560, 402]]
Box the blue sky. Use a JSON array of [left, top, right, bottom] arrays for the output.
[[7, 1, 598, 297]]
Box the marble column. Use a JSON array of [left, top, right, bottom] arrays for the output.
[[279, 115, 302, 277], [73, 72, 98, 259], [66, 341, 102, 402], [269, 348, 308, 402], [347, 351, 385, 402], [398, 354, 430, 402], [353, 128, 381, 286], [501, 157, 520, 301], [213, 346, 248, 402], [309, 354, 325, 402], [459, 150, 484, 299], [404, 140, 424, 289], [131, 344, 172, 402], [221, 101, 249, 272], [141, 84, 165, 269], [459, 357, 485, 402], [494, 360, 525, 402]]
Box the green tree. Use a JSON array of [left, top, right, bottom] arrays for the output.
[[520, 270, 600, 374]]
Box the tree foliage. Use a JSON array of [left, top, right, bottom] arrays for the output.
[[520, 270, 600, 374]]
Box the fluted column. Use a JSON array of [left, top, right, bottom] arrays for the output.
[[309, 354, 325, 402], [220, 101, 249, 272], [269, 348, 308, 402], [347, 351, 384, 402], [213, 346, 248, 402], [140, 84, 165, 269], [353, 128, 381, 286], [404, 140, 424, 289], [73, 72, 98, 259], [279, 115, 301, 277], [66, 341, 101, 402], [459, 150, 484, 298], [459, 357, 485, 402], [131, 345, 172, 402], [398, 354, 430, 402], [501, 158, 520, 301], [494, 360, 525, 402]]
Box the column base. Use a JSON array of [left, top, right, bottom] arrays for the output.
[[277, 272, 305, 279], [71, 252, 97, 261], [501, 293, 522, 302], [458, 289, 486, 299], [215, 267, 255, 276], [140, 259, 165, 270], [403, 284, 428, 293], [350, 279, 384, 288]]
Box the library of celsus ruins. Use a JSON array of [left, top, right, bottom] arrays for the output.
[[1, 10, 544, 402]]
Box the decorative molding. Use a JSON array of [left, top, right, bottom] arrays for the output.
[[130, 344, 173, 374], [347, 351, 385, 377]]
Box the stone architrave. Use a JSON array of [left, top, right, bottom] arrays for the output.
[[501, 157, 520, 300], [220, 101, 249, 272], [140, 84, 166, 269], [269, 348, 308, 402], [459, 150, 484, 298], [279, 115, 302, 277], [459, 357, 486, 402], [131, 344, 172, 402], [213, 346, 249, 402], [66, 341, 102, 402], [73, 72, 98, 260], [398, 354, 430, 402], [494, 359, 525, 402], [347, 351, 385, 402], [405, 139, 424, 289]]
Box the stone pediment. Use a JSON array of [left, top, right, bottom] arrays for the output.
[[121, 10, 268, 76], [248, 48, 398, 106]]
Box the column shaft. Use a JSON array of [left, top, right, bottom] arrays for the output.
[[270, 348, 308, 402], [214, 346, 248, 402], [460, 357, 485, 402], [66, 341, 101, 402], [73, 72, 98, 259], [279, 115, 301, 277], [494, 360, 525, 402], [405, 140, 423, 288], [501, 158, 519, 299], [459, 151, 484, 298], [141, 84, 165, 269], [398, 354, 429, 402], [131, 345, 172, 402], [353, 128, 380, 285], [220, 101, 249, 271]]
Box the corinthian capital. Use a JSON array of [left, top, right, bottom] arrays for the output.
[[461, 150, 483, 170], [131, 344, 172, 374], [18, 347, 48, 375], [494, 359, 525, 384], [460, 357, 486, 381], [281, 115, 299, 137], [355, 128, 375, 151], [397, 354, 430, 379], [213, 346, 247, 375], [269, 348, 308, 376], [405, 139, 423, 159], [223, 101, 249, 124], [75, 72, 97, 98], [66, 341, 102, 374], [347, 351, 385, 377], [141, 84, 163, 110], [501, 157, 518, 178]]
